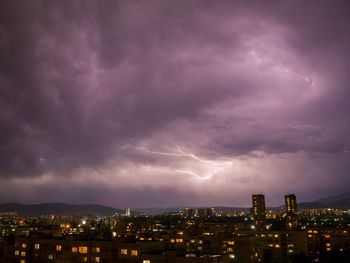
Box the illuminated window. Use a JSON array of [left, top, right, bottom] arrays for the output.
[[22, 243, 26, 249], [131, 250, 138, 256], [48, 254, 53, 260], [121, 249, 127, 255], [95, 257, 100, 263], [72, 247, 78, 253], [95, 247, 100, 253], [176, 239, 183, 243], [190, 239, 195, 243], [324, 235, 330, 238], [227, 241, 234, 245], [15, 250, 20, 256], [229, 254, 235, 259], [274, 234, 279, 238], [56, 245, 62, 251], [82, 257, 88, 262], [170, 239, 175, 243], [34, 244, 40, 250], [326, 243, 331, 247], [21, 251, 26, 257], [79, 247, 88, 254], [227, 247, 233, 252], [143, 260, 151, 263], [326, 248, 331, 251], [20, 260, 25, 263], [275, 244, 280, 248]]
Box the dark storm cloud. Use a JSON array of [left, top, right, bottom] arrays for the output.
[[0, 0, 350, 206]]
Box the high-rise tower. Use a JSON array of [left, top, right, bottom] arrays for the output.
[[252, 194, 266, 230], [285, 194, 298, 229]]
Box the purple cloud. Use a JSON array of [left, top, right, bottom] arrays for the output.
[[0, 0, 349, 207]]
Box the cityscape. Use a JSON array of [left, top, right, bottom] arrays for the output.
[[1, 0, 350, 262], [0, 193, 350, 262]]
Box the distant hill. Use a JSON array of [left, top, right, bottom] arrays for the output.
[[314, 191, 350, 204], [297, 202, 327, 209], [1, 192, 349, 216], [0, 203, 123, 216]]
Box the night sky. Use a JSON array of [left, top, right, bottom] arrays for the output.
[[1, 0, 350, 208]]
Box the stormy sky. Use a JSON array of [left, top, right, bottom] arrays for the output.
[[0, 0, 350, 208]]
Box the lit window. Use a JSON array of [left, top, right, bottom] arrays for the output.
[[275, 244, 280, 248], [15, 250, 20, 256], [274, 234, 279, 238], [324, 235, 330, 238], [21, 251, 26, 257], [95, 247, 100, 253], [56, 245, 62, 251], [326, 248, 331, 251], [79, 247, 88, 254], [72, 247, 78, 253], [143, 260, 151, 263], [121, 249, 127, 255], [227, 247, 233, 252], [82, 257, 88, 262], [326, 243, 331, 247], [190, 239, 195, 243], [131, 250, 138, 256], [170, 239, 175, 243], [227, 241, 234, 245], [48, 254, 53, 260], [20, 260, 25, 263], [95, 257, 100, 263], [34, 244, 40, 250], [176, 239, 183, 243], [229, 254, 235, 259]]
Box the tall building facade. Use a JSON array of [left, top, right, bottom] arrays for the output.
[[252, 194, 266, 230], [285, 194, 298, 229]]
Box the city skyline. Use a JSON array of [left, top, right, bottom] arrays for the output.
[[0, 0, 350, 208]]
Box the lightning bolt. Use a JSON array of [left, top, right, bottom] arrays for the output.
[[249, 49, 316, 88], [138, 146, 232, 180], [138, 145, 232, 166]]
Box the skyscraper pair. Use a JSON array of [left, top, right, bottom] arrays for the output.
[[252, 194, 298, 230]]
